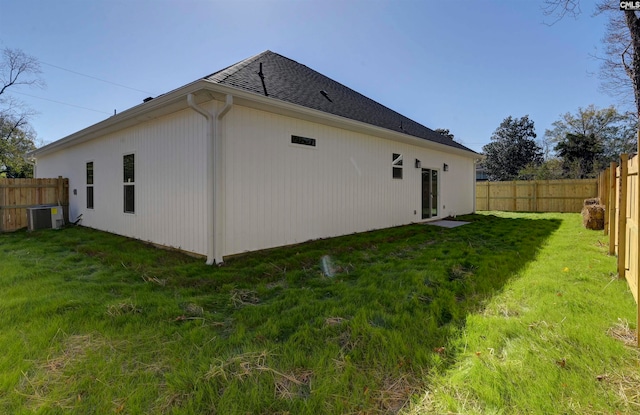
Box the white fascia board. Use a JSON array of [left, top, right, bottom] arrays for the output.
[[198, 81, 479, 159], [28, 80, 212, 158], [29, 78, 479, 160]]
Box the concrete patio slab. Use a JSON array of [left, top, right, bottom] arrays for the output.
[[423, 220, 470, 228]]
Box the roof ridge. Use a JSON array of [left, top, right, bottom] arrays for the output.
[[204, 50, 270, 83]]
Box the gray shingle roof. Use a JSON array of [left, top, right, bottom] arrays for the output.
[[204, 50, 475, 154]]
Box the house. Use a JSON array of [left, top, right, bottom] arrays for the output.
[[28, 51, 479, 264]]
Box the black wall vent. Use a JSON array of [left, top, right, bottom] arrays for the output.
[[291, 135, 316, 147]]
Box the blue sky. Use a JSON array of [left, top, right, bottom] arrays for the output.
[[0, 0, 618, 153]]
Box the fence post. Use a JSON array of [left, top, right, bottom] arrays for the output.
[[603, 168, 610, 236], [487, 181, 490, 211], [636, 132, 640, 347], [618, 154, 629, 278], [56, 176, 64, 206], [533, 181, 538, 212], [0, 179, 4, 233], [609, 162, 618, 255]]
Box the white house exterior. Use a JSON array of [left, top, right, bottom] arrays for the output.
[[30, 51, 479, 264]]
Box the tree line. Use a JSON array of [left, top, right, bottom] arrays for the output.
[[480, 107, 637, 181]]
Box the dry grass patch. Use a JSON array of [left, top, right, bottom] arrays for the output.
[[607, 319, 637, 347], [151, 388, 193, 415], [407, 386, 481, 415], [16, 332, 116, 412], [180, 302, 204, 317], [448, 263, 475, 281], [606, 369, 640, 412], [230, 289, 260, 308], [205, 350, 271, 382], [604, 319, 640, 411], [324, 316, 348, 326], [334, 327, 361, 355], [374, 375, 420, 414], [106, 299, 142, 317], [141, 274, 167, 286], [274, 369, 313, 400], [205, 351, 315, 402]]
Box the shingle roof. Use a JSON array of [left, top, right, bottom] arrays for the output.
[[204, 50, 476, 154]]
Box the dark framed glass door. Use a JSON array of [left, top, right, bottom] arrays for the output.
[[422, 168, 438, 219]]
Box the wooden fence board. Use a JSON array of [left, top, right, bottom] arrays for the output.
[[620, 156, 640, 303], [475, 179, 598, 213], [598, 152, 640, 346], [619, 155, 629, 278], [0, 177, 69, 232], [609, 163, 618, 255]]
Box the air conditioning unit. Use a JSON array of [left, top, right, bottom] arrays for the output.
[[27, 205, 64, 231]]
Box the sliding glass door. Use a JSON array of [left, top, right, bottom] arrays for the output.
[[422, 168, 438, 219]]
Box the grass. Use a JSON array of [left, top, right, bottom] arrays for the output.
[[408, 212, 639, 415], [0, 212, 636, 414]]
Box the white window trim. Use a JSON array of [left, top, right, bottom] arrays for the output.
[[123, 152, 136, 215], [392, 153, 403, 179], [86, 160, 95, 210]]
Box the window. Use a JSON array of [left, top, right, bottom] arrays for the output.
[[392, 153, 403, 179], [86, 162, 94, 209], [123, 154, 135, 213]]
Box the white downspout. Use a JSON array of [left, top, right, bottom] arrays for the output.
[[215, 94, 233, 264], [473, 159, 479, 213], [187, 93, 233, 265]]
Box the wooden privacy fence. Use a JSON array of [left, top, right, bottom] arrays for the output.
[[599, 154, 640, 346], [476, 179, 598, 212], [0, 177, 69, 232]]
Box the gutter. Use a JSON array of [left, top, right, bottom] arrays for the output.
[[29, 78, 478, 161], [200, 81, 480, 159], [187, 93, 233, 265], [28, 79, 212, 158]]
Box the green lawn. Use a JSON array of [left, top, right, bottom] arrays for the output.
[[0, 212, 636, 414], [409, 212, 639, 415]]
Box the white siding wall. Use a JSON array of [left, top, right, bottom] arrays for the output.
[[36, 108, 209, 256], [223, 105, 475, 256], [36, 102, 475, 259]]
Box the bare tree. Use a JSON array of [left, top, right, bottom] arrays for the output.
[[0, 47, 44, 98], [0, 47, 44, 177], [594, 3, 636, 107], [542, 0, 581, 24], [544, 1, 640, 119], [622, 9, 640, 118]]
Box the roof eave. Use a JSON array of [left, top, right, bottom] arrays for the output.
[[28, 79, 213, 158], [29, 79, 478, 160], [198, 81, 479, 159]]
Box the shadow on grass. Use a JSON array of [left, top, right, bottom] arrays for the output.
[[0, 213, 561, 414]]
